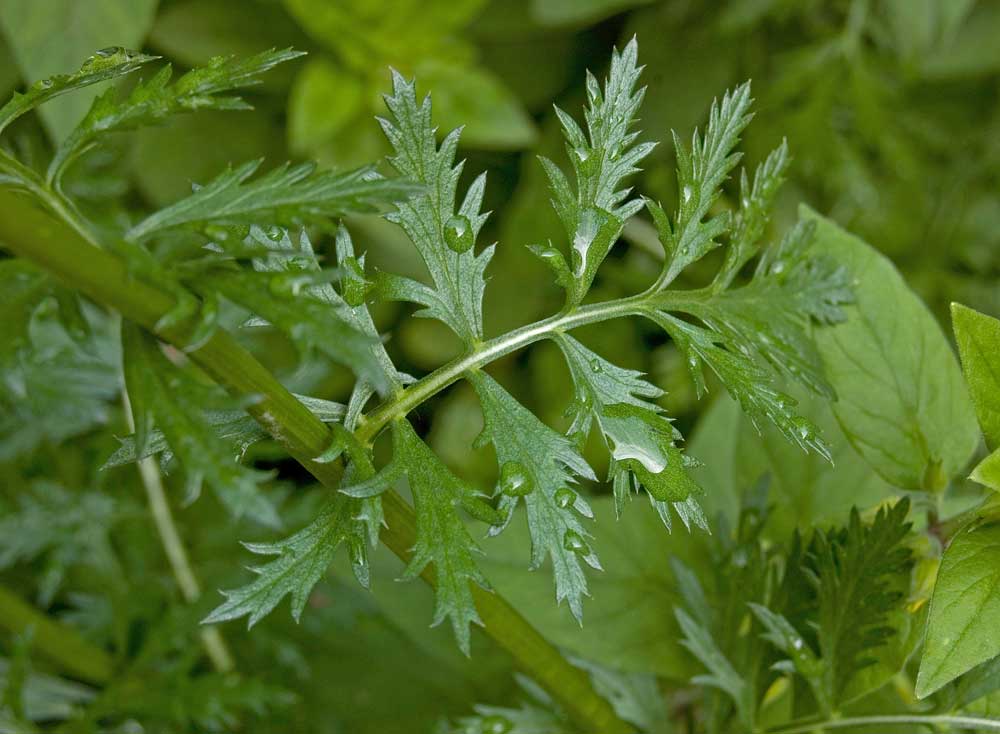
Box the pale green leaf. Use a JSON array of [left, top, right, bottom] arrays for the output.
[[803, 205, 979, 490]]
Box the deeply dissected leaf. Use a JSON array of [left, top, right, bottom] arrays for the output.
[[192, 266, 387, 392], [810, 500, 914, 705], [391, 419, 494, 654], [554, 333, 706, 531], [648, 82, 753, 289], [803, 206, 980, 490], [204, 492, 375, 627], [127, 159, 413, 242], [675, 607, 752, 727], [378, 70, 494, 344], [49, 48, 306, 184], [471, 371, 599, 620], [916, 522, 1000, 698], [122, 323, 279, 527], [539, 38, 653, 305]]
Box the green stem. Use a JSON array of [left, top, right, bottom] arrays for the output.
[[357, 294, 649, 443], [764, 714, 1000, 734], [0, 584, 113, 684], [121, 389, 234, 673], [0, 189, 632, 734]]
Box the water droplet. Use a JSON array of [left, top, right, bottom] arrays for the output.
[[563, 530, 589, 555], [574, 147, 590, 163], [444, 215, 474, 253], [480, 716, 512, 734], [555, 487, 577, 509], [37, 78, 54, 90], [682, 185, 693, 203], [590, 359, 603, 373], [348, 535, 366, 566], [341, 256, 372, 307], [499, 462, 534, 497], [792, 637, 804, 651], [793, 418, 813, 441], [94, 46, 121, 58], [772, 261, 786, 275]]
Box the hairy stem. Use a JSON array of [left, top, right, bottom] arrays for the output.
[[764, 714, 1000, 734], [0, 584, 113, 684], [122, 389, 234, 674], [0, 188, 632, 734]]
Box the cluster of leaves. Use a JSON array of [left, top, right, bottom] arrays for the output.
[[1, 6, 1000, 734]]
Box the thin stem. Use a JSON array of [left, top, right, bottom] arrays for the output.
[[357, 294, 649, 444], [121, 389, 234, 673], [0, 188, 632, 734], [356, 287, 700, 444], [0, 584, 113, 684], [764, 714, 1000, 734]]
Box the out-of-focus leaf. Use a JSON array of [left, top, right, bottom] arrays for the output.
[[122, 324, 279, 527], [149, 0, 306, 71], [0, 0, 158, 140], [414, 58, 537, 150], [288, 57, 364, 155], [481, 495, 701, 678]]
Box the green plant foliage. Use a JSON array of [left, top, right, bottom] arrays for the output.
[[1, 8, 1000, 734], [803, 207, 980, 491], [917, 522, 1000, 698]]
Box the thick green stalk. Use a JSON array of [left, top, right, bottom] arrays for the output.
[[0, 189, 632, 734], [0, 584, 113, 684]]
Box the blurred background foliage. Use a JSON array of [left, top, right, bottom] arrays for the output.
[[1, 0, 999, 732]]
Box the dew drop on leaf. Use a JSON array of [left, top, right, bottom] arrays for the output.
[[563, 529, 589, 555], [444, 215, 474, 253], [555, 487, 577, 509], [499, 461, 534, 497]]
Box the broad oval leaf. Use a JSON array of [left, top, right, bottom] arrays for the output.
[[802, 205, 979, 491], [916, 522, 1000, 698]]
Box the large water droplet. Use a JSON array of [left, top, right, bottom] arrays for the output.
[[589, 359, 603, 373], [499, 462, 534, 497], [444, 215, 474, 253], [563, 530, 589, 555], [682, 185, 693, 204], [555, 487, 577, 509], [792, 417, 814, 441]]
